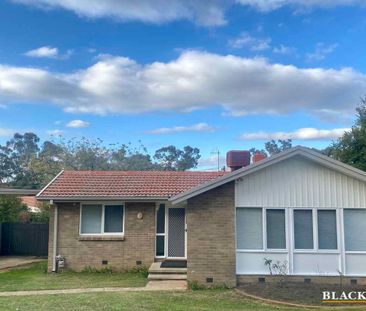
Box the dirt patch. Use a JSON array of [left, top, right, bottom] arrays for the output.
[[239, 282, 366, 306]]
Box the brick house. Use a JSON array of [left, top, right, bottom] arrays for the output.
[[36, 146, 366, 286]]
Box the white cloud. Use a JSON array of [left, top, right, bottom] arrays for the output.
[[306, 43, 338, 62], [12, 0, 227, 26], [47, 129, 64, 136], [229, 32, 271, 51], [0, 127, 15, 137], [0, 51, 366, 119], [273, 45, 296, 55], [66, 120, 90, 128], [236, 0, 366, 12], [147, 122, 215, 134], [240, 127, 350, 140], [24, 46, 73, 59], [24, 46, 59, 58]]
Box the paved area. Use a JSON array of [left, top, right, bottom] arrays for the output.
[[0, 256, 44, 272], [0, 281, 187, 297]]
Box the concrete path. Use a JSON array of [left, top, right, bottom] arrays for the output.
[[0, 281, 187, 297], [0, 256, 44, 272]]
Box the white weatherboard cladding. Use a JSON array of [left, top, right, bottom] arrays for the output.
[[235, 156, 366, 208]]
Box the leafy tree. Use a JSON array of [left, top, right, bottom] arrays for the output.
[[265, 139, 292, 156], [0, 195, 28, 223], [326, 97, 366, 171], [0, 133, 201, 188], [154, 145, 201, 171]]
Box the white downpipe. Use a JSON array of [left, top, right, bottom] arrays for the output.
[[52, 204, 58, 272]]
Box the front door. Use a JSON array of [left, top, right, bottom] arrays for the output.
[[167, 208, 186, 258]]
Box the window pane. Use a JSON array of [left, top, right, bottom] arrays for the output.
[[266, 209, 286, 249], [104, 205, 123, 233], [344, 209, 366, 251], [318, 210, 337, 250], [294, 210, 313, 249], [81, 204, 102, 234], [156, 235, 165, 256], [236, 208, 263, 249], [156, 204, 165, 234]]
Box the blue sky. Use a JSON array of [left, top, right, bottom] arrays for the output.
[[0, 1, 366, 169]]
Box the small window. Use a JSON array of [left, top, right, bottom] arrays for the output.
[[80, 204, 124, 235], [317, 210, 337, 250], [294, 210, 313, 249], [266, 209, 286, 249], [236, 208, 263, 250], [344, 209, 366, 251]]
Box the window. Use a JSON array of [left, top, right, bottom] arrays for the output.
[[236, 208, 263, 249], [344, 209, 366, 251], [156, 204, 166, 257], [294, 210, 313, 249], [317, 210, 337, 250], [266, 209, 286, 249], [80, 204, 124, 235]]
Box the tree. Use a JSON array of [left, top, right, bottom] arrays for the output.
[[154, 145, 201, 171], [326, 97, 366, 171], [265, 139, 292, 156], [0, 133, 202, 188], [0, 195, 28, 223]]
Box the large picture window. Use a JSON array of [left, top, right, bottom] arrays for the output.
[[344, 209, 366, 251], [80, 204, 124, 235]]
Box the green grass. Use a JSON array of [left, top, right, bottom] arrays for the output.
[[0, 261, 147, 292], [0, 290, 305, 311]]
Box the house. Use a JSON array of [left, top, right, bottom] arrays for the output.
[[36, 146, 366, 286], [20, 196, 41, 213]]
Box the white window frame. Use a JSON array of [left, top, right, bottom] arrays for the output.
[[292, 208, 340, 254], [79, 202, 125, 236], [343, 208, 366, 254], [236, 207, 288, 253]]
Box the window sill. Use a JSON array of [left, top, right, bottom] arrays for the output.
[[78, 235, 125, 241]]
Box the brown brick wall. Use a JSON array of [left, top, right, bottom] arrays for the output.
[[48, 202, 156, 272], [186, 182, 236, 287]]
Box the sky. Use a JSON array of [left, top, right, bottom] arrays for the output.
[[0, 0, 366, 170]]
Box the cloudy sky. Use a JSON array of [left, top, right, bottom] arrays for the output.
[[0, 0, 365, 169]]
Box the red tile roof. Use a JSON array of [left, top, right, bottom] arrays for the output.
[[37, 170, 226, 199]]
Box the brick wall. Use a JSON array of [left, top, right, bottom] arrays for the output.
[[186, 182, 236, 287], [48, 202, 156, 272]]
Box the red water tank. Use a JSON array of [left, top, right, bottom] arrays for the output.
[[226, 150, 251, 171], [252, 152, 266, 163]]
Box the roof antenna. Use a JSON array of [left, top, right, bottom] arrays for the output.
[[210, 148, 220, 171]]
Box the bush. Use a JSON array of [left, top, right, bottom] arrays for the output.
[[0, 195, 28, 223]]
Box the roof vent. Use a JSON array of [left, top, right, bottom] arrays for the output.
[[252, 152, 266, 164], [226, 150, 251, 171]]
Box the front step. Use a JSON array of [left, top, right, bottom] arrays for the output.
[[148, 262, 187, 281], [148, 273, 187, 280]]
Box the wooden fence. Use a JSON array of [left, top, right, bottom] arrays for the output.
[[0, 223, 48, 256]]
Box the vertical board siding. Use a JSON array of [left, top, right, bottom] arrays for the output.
[[236, 156, 366, 208]]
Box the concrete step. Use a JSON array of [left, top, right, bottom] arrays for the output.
[[148, 262, 187, 274], [148, 273, 187, 281]]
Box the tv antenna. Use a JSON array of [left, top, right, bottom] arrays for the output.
[[210, 148, 220, 171]]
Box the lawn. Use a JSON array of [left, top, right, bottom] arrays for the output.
[[0, 261, 147, 291], [0, 290, 305, 311], [0, 263, 363, 310]]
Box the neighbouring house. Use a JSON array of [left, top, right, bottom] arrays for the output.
[[36, 146, 366, 286], [20, 196, 41, 213]]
